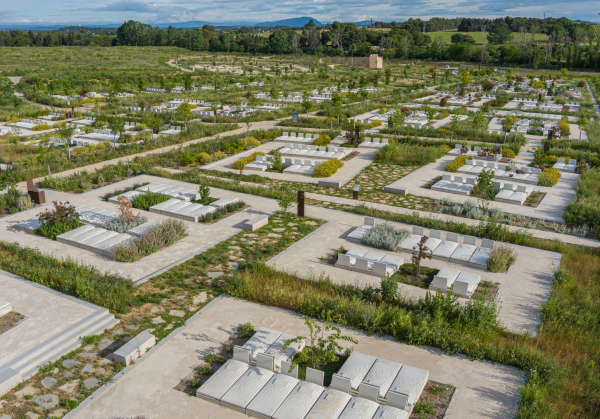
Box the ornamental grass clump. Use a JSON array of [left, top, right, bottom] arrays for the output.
[[538, 168, 562, 187], [232, 151, 266, 170], [487, 244, 517, 273], [361, 223, 410, 252], [131, 192, 171, 211], [112, 219, 188, 262]]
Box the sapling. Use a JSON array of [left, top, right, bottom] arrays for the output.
[[198, 181, 210, 205], [411, 235, 432, 276]]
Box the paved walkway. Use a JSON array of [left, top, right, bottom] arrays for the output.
[[586, 82, 600, 117]]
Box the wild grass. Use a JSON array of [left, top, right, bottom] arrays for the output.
[[0, 242, 133, 313], [375, 143, 446, 166]]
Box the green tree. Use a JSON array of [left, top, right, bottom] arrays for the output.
[[107, 118, 125, 146], [62, 77, 72, 96], [449, 113, 460, 140], [55, 123, 77, 160], [301, 91, 313, 116], [283, 313, 358, 371], [176, 102, 193, 129], [487, 26, 512, 45], [137, 76, 144, 91], [211, 101, 222, 123], [474, 110, 487, 125], [113, 78, 122, 93], [461, 71, 472, 88]]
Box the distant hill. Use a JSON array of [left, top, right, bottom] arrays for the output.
[[154, 21, 213, 29], [254, 17, 325, 27]]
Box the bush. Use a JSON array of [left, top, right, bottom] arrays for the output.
[[361, 223, 410, 252], [131, 192, 171, 211], [102, 216, 148, 233], [375, 144, 445, 166], [559, 121, 571, 138], [239, 136, 261, 149], [563, 168, 600, 227], [538, 168, 561, 187], [33, 222, 77, 240], [197, 152, 212, 164], [312, 135, 331, 146], [32, 124, 52, 131], [37, 201, 82, 228], [112, 219, 188, 262], [445, 155, 472, 172], [232, 151, 266, 170], [16, 195, 33, 211], [500, 148, 516, 158], [239, 322, 254, 338], [487, 245, 517, 273], [312, 159, 343, 178]]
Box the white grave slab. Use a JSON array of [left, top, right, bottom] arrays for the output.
[[241, 327, 282, 362], [336, 351, 377, 391], [387, 365, 429, 406], [220, 366, 274, 413], [246, 374, 299, 418], [272, 381, 325, 419], [305, 388, 352, 419], [196, 359, 249, 403], [362, 359, 403, 398]]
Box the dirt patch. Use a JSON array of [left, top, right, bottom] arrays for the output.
[[413, 381, 456, 419], [0, 312, 26, 335], [472, 280, 500, 301], [342, 151, 360, 162], [523, 191, 546, 208]]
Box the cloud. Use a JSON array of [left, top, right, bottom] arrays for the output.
[[0, 0, 597, 25]]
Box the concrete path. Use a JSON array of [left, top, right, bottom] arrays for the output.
[[586, 82, 600, 117]]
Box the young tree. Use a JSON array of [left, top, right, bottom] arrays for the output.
[[283, 313, 357, 371], [411, 235, 432, 276], [198, 180, 211, 205], [55, 123, 77, 160], [449, 113, 460, 140], [301, 91, 314, 116], [211, 101, 222, 123], [275, 186, 295, 217], [176, 102, 192, 129], [108, 118, 125, 146]]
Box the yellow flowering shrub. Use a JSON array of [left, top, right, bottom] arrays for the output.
[[312, 135, 331, 146], [197, 152, 212, 164], [32, 124, 52, 131], [212, 151, 226, 160], [538, 168, 561, 186], [53, 121, 66, 128], [440, 144, 452, 152], [232, 151, 266, 170], [499, 148, 516, 158], [312, 159, 344, 178], [132, 124, 148, 131], [240, 137, 261, 149], [369, 120, 383, 128], [445, 155, 472, 172]]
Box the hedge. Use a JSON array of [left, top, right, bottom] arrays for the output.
[[445, 155, 472, 172], [313, 159, 343, 178], [232, 151, 266, 170]]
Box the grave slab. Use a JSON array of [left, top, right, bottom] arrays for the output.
[[56, 225, 96, 244], [0, 299, 12, 316], [112, 331, 156, 366], [14, 218, 42, 233]]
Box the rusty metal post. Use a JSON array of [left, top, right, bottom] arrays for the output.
[[297, 191, 305, 217]]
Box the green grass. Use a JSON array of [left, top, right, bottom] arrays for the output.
[[428, 30, 550, 45]]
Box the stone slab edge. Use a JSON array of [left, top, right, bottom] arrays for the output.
[[0, 269, 112, 393], [62, 294, 227, 419]]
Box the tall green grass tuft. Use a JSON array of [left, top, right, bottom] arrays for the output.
[[375, 144, 445, 166], [0, 242, 134, 313]]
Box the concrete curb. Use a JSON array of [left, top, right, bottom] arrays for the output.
[[62, 294, 227, 419]]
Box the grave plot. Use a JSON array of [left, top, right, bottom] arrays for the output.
[[265, 210, 558, 336], [380, 154, 576, 223], [0, 271, 118, 400], [66, 297, 518, 419]]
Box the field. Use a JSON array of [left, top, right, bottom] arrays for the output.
[[428, 30, 550, 45]]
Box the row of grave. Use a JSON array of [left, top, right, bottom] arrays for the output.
[[278, 144, 352, 160], [433, 176, 534, 205], [198, 327, 429, 419], [349, 218, 495, 270], [456, 161, 542, 185]]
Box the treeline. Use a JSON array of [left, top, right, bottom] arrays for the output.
[[0, 29, 114, 47]]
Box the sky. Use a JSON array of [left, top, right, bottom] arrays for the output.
[[0, 0, 597, 26]]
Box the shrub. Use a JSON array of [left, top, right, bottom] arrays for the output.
[[538, 168, 561, 187], [239, 322, 254, 338], [445, 155, 472, 172], [559, 121, 571, 138], [37, 201, 81, 228], [375, 144, 445, 166], [33, 222, 76, 240], [232, 151, 266, 170], [369, 120, 383, 127], [239, 136, 261, 149], [132, 123, 148, 131], [312, 135, 331, 146], [500, 148, 516, 158], [131, 192, 171, 211], [188, 378, 201, 388], [361, 223, 410, 252], [198, 364, 214, 375], [102, 216, 148, 233], [16, 195, 33, 211], [312, 159, 343, 178], [112, 219, 188, 262], [487, 245, 517, 273], [32, 124, 52, 131], [212, 151, 226, 160], [197, 152, 212, 164]]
